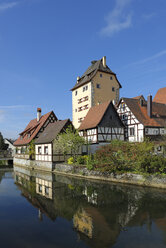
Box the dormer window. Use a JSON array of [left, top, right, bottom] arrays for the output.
[[20, 135, 23, 140]]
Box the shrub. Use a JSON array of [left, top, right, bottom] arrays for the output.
[[67, 157, 74, 165]]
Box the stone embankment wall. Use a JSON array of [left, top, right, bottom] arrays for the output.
[[14, 157, 52, 171], [54, 164, 166, 189]]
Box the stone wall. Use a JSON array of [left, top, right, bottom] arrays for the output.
[[14, 157, 53, 171], [54, 163, 166, 189]]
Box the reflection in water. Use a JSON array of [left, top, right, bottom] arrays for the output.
[[13, 165, 166, 248]]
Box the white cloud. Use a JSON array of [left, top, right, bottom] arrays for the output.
[[0, 105, 31, 109], [100, 0, 132, 37], [0, 1, 19, 11], [128, 50, 166, 66]]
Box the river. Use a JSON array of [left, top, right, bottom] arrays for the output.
[[0, 166, 166, 248]]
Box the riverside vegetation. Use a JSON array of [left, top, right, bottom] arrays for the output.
[[67, 140, 166, 175]]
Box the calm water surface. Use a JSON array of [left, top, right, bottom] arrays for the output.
[[0, 166, 166, 248]]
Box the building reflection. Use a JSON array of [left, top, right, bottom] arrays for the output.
[[14, 165, 166, 248]]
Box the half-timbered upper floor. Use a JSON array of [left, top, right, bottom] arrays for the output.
[[117, 96, 166, 142], [79, 100, 124, 144]]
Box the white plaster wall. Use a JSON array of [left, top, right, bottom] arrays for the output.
[[35, 144, 52, 161]]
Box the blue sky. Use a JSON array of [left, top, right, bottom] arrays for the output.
[[0, 0, 166, 138]]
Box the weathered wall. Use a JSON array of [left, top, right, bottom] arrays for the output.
[[14, 157, 53, 171], [54, 163, 166, 189]]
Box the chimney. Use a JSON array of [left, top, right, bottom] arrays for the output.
[[77, 76, 80, 84], [147, 95, 152, 118], [37, 108, 41, 122], [102, 56, 106, 68]]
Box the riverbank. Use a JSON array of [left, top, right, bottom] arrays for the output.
[[53, 163, 166, 189]]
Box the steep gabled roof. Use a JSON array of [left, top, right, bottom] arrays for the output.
[[153, 87, 166, 104], [35, 119, 72, 144], [79, 100, 124, 130], [71, 57, 122, 91], [120, 97, 166, 127], [14, 111, 57, 146]]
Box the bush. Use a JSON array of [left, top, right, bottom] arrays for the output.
[[67, 157, 74, 165]]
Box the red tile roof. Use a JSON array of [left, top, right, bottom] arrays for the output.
[[153, 87, 166, 104], [121, 98, 166, 127], [79, 100, 111, 130], [14, 111, 57, 146]]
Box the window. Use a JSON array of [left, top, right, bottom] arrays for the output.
[[45, 186, 49, 195], [44, 146, 48, 155], [75, 91, 77, 96], [129, 127, 135, 136], [84, 104, 89, 110], [78, 107, 83, 112], [112, 87, 115, 92], [38, 146, 42, 154], [110, 76, 113, 80], [78, 98, 82, 104], [20, 135, 23, 140], [96, 83, 100, 89], [83, 85, 88, 92], [100, 73, 102, 78], [75, 109, 77, 112], [39, 184, 42, 193], [78, 118, 83, 123], [122, 103, 125, 111], [27, 133, 31, 138]]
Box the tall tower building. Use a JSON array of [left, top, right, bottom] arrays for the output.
[[71, 56, 122, 129]]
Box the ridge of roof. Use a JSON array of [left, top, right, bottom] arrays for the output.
[[35, 119, 72, 144], [14, 111, 57, 146], [71, 57, 121, 91], [120, 97, 166, 127], [79, 100, 112, 130]]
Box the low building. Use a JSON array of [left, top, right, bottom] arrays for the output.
[[34, 119, 74, 163], [4, 138, 16, 156], [117, 95, 166, 142], [79, 100, 124, 153], [14, 108, 57, 160]]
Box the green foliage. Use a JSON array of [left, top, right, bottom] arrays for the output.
[[93, 140, 166, 174], [0, 132, 8, 150], [54, 125, 85, 160], [68, 157, 74, 165], [28, 140, 35, 160]]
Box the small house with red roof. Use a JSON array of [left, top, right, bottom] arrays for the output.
[[117, 95, 166, 142], [14, 108, 58, 160], [79, 100, 124, 152]]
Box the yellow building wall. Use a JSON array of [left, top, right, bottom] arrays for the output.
[[72, 72, 120, 129], [72, 81, 92, 129], [92, 71, 119, 106]]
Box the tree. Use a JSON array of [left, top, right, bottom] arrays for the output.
[[0, 132, 8, 150], [53, 126, 85, 161], [28, 140, 35, 160]]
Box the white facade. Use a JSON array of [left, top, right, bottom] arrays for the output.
[[117, 99, 166, 142], [35, 144, 52, 162]]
